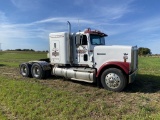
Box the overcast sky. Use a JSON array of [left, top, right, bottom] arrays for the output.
[[0, 0, 160, 53]]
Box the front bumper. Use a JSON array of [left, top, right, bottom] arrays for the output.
[[129, 69, 138, 83]]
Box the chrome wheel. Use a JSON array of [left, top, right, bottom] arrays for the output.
[[105, 73, 121, 89], [20, 63, 32, 77], [31, 63, 45, 79], [21, 66, 27, 76], [101, 68, 127, 92], [32, 66, 40, 78]]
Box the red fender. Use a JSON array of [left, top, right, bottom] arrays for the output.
[[96, 61, 130, 77]]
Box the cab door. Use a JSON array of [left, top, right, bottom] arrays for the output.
[[76, 35, 88, 65]]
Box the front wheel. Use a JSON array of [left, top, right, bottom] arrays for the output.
[[101, 68, 127, 92]]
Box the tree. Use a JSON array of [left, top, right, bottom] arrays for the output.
[[138, 47, 151, 56]]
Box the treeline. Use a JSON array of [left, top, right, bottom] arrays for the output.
[[138, 47, 151, 56], [6, 49, 48, 52], [16, 49, 35, 51]]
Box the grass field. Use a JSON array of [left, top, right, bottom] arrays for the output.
[[0, 51, 160, 120]]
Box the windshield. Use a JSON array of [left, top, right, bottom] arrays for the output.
[[90, 35, 105, 45]]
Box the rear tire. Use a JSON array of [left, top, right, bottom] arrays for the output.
[[101, 68, 127, 92], [20, 63, 32, 77], [31, 63, 45, 79]]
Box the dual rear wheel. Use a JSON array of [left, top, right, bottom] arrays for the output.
[[20, 63, 48, 79]]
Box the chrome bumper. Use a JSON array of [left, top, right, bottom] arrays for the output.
[[129, 69, 138, 83]]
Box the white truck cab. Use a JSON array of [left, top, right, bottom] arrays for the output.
[[20, 22, 138, 92]]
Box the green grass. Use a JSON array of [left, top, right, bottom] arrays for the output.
[[138, 56, 160, 74], [0, 51, 160, 119], [0, 76, 91, 119], [0, 51, 46, 67], [0, 111, 7, 120], [0, 76, 121, 120]]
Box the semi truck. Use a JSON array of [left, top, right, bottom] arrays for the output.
[[19, 21, 138, 92]]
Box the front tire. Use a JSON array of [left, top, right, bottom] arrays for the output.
[[31, 63, 45, 79], [101, 68, 127, 92]]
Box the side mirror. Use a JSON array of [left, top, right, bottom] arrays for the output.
[[76, 35, 83, 45]]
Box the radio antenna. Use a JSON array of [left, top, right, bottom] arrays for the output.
[[78, 19, 81, 32]]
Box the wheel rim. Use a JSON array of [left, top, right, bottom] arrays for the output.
[[21, 65, 27, 76], [105, 73, 121, 89], [33, 66, 40, 78]]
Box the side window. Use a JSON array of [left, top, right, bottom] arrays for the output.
[[54, 43, 56, 48], [82, 35, 87, 45]]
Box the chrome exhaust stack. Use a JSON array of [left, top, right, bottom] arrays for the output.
[[67, 21, 71, 35], [67, 21, 73, 65]]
